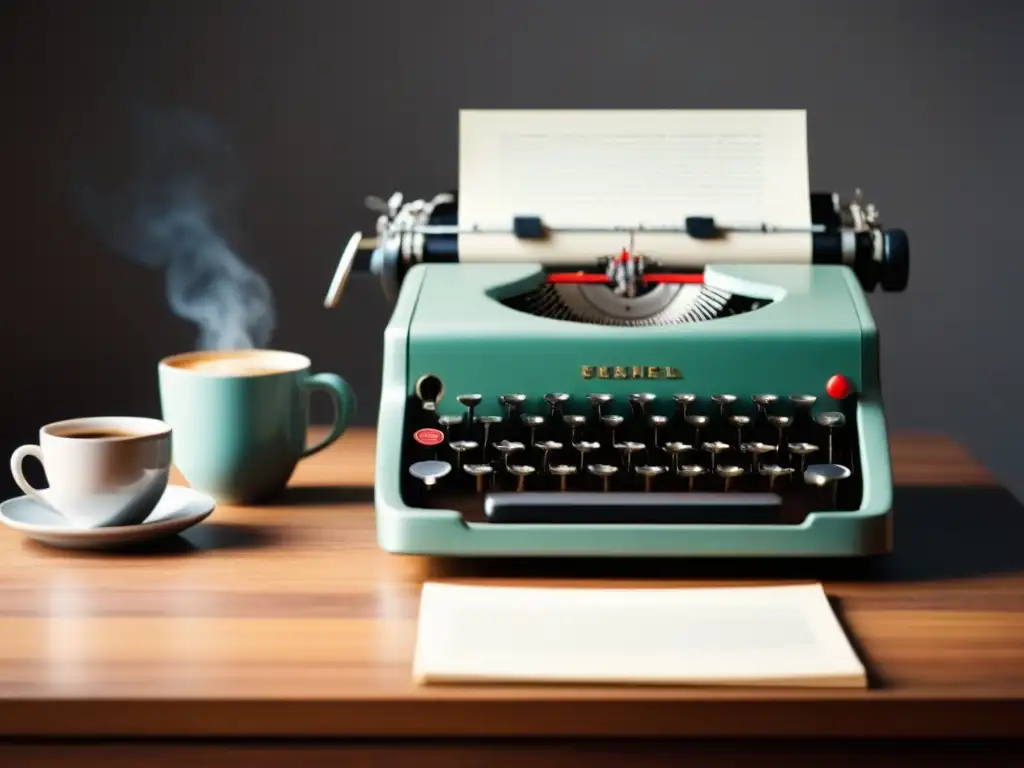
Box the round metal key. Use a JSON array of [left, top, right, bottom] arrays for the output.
[[684, 414, 709, 445], [740, 441, 776, 473], [535, 439, 563, 471], [728, 414, 751, 445], [815, 411, 846, 462], [409, 460, 451, 488], [507, 464, 536, 492], [662, 441, 692, 472], [787, 442, 819, 472], [614, 441, 645, 473], [463, 463, 494, 492], [702, 440, 731, 471], [711, 394, 737, 414], [448, 440, 478, 468], [457, 394, 483, 409], [493, 440, 525, 468], [549, 463, 577, 491], [789, 394, 817, 408], [804, 463, 852, 509], [601, 414, 625, 443], [437, 414, 463, 430], [759, 463, 794, 490], [573, 440, 600, 471], [648, 414, 668, 446], [499, 394, 527, 419], [587, 463, 619, 492], [673, 393, 697, 414], [635, 465, 668, 492], [544, 392, 570, 415], [475, 415, 503, 457], [715, 464, 745, 492], [677, 464, 707, 490], [520, 414, 545, 444]]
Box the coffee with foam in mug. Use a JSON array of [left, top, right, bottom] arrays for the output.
[[158, 349, 355, 503], [164, 350, 298, 377], [10, 416, 172, 528]]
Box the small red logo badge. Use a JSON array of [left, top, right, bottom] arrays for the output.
[[414, 428, 445, 447]]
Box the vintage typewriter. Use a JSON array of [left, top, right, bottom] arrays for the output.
[[326, 113, 909, 558]]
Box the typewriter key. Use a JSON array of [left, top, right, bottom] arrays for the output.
[[457, 394, 483, 428], [587, 463, 619, 492], [787, 442, 819, 473], [740, 442, 776, 474], [520, 414, 545, 445], [662, 442, 692, 473], [507, 464, 536, 492], [614, 441, 645, 473], [711, 394, 737, 416], [600, 414, 624, 444], [759, 463, 794, 490], [702, 441, 731, 472], [789, 394, 817, 409], [648, 415, 667, 447], [728, 414, 751, 446], [804, 463, 852, 509], [752, 393, 778, 414], [673, 393, 697, 417], [448, 440, 478, 469], [587, 393, 613, 417], [684, 414, 709, 446], [574, 440, 600, 472], [463, 463, 494, 493], [475, 415, 502, 458], [815, 411, 846, 463], [535, 440, 563, 471], [549, 464, 577, 491], [493, 440, 525, 469], [437, 414, 463, 440], [716, 464, 745, 492], [544, 392, 570, 416], [635, 465, 668, 492], [499, 394, 527, 420], [409, 460, 451, 489], [677, 464, 707, 491], [628, 393, 657, 419], [563, 414, 587, 442], [767, 415, 793, 457]]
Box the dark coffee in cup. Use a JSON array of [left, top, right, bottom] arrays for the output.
[[52, 428, 142, 440]]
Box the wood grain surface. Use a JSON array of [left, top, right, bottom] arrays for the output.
[[0, 428, 1021, 741]]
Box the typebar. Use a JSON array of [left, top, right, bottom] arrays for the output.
[[484, 491, 783, 525]]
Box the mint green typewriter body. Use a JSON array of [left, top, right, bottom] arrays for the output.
[[374, 262, 892, 557]]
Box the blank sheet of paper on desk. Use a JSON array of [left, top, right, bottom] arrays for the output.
[[457, 109, 813, 266], [413, 582, 866, 688]]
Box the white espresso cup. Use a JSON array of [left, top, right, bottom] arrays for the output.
[[9, 416, 172, 529]]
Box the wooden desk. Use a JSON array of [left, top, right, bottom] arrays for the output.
[[1, 428, 1022, 766]]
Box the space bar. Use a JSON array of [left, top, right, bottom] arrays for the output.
[[483, 491, 783, 524]]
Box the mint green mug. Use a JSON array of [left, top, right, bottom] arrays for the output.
[[158, 349, 355, 504]]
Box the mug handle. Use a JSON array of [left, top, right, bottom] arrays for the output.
[[301, 372, 356, 458], [10, 445, 53, 509]]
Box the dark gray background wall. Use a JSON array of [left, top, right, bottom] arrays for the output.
[[1, 0, 1018, 500]]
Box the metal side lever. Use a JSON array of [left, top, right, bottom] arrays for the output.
[[483, 491, 782, 525]]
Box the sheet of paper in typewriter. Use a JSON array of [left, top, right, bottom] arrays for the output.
[[457, 109, 813, 266]]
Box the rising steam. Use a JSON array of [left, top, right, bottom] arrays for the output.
[[75, 108, 275, 350]]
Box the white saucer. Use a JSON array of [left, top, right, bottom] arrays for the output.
[[0, 485, 215, 551]]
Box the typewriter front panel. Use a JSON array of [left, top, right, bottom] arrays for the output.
[[398, 314, 871, 532]]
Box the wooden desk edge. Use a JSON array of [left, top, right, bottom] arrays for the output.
[[0, 697, 1022, 740]]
